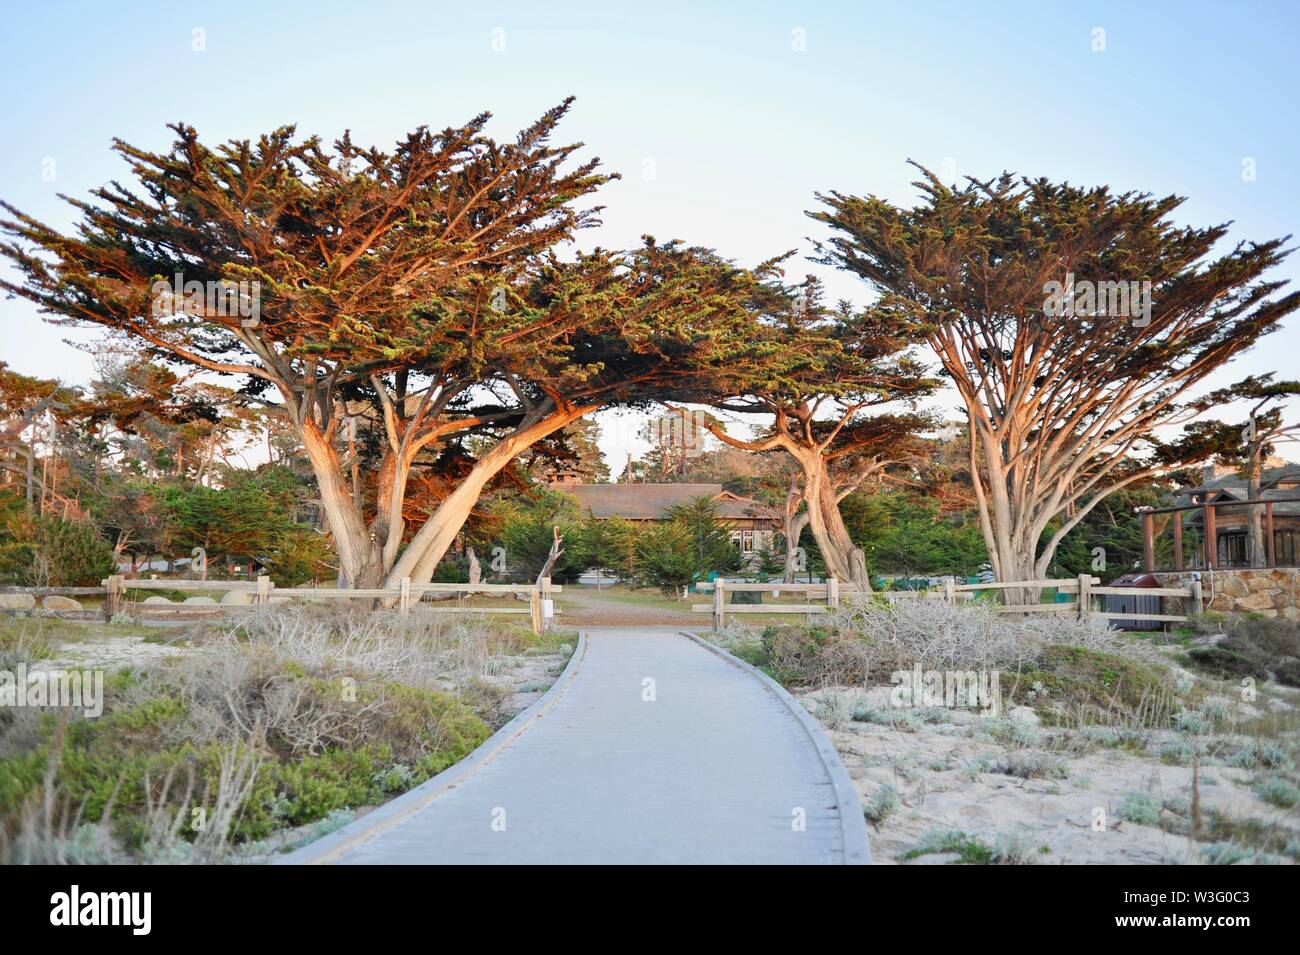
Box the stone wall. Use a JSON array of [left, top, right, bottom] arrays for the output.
[[1152, 568, 1300, 620]]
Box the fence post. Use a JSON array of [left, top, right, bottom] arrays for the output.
[[1076, 572, 1091, 622], [399, 577, 411, 617], [1190, 577, 1203, 616], [943, 576, 956, 606], [104, 574, 124, 620], [529, 587, 542, 636], [256, 574, 271, 607], [712, 578, 726, 632], [827, 574, 840, 610], [540, 576, 552, 631]]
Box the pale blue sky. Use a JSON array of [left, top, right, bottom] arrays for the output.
[[2, 1, 1297, 472]]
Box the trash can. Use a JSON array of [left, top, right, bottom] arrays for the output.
[[1105, 573, 1163, 631]]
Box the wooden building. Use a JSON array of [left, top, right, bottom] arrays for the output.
[[554, 479, 780, 557]]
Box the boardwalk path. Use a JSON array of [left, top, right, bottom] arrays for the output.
[[282, 629, 869, 865]]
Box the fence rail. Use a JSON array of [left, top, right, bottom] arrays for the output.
[[693, 574, 1199, 631], [95, 575, 559, 634]]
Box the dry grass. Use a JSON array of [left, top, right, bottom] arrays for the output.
[[0, 606, 562, 864], [830, 597, 1141, 676]]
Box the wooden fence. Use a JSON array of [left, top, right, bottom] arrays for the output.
[[693, 574, 1200, 631], [96, 575, 560, 635]]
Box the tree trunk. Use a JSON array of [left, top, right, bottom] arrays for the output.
[[1246, 444, 1265, 567], [536, 527, 563, 584], [794, 449, 870, 591], [781, 475, 807, 583], [299, 421, 383, 587], [782, 511, 809, 583], [24, 442, 33, 512], [372, 450, 409, 569], [386, 407, 594, 588]]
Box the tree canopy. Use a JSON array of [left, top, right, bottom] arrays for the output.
[[811, 164, 1300, 581], [1, 105, 774, 588]]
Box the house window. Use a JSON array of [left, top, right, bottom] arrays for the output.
[[1276, 529, 1300, 567], [741, 530, 754, 553], [1218, 533, 1247, 567]]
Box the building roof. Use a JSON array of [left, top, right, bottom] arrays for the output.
[[562, 483, 780, 522], [1181, 463, 1300, 496], [1177, 464, 1300, 521]]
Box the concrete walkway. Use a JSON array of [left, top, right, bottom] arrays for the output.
[[283, 629, 869, 865]]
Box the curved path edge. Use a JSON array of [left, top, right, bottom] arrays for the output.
[[276, 632, 590, 865], [679, 630, 872, 865]]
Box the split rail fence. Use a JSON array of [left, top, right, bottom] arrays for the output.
[[692, 574, 1200, 632], [94, 575, 560, 635]]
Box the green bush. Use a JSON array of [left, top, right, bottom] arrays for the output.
[[634, 497, 741, 593], [1255, 777, 1300, 809], [480, 491, 592, 583], [1187, 617, 1300, 687], [1116, 791, 1162, 827], [1008, 645, 1175, 726], [901, 829, 994, 864], [0, 513, 115, 586], [862, 783, 898, 824], [0, 663, 491, 856]]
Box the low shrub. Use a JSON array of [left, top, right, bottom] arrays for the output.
[[1200, 842, 1283, 865], [992, 826, 1047, 864], [976, 717, 1038, 748], [862, 783, 898, 825], [1116, 791, 1163, 827], [755, 598, 1167, 700], [977, 750, 1067, 780], [1186, 616, 1300, 687], [1227, 740, 1293, 771], [0, 607, 502, 862], [1255, 776, 1300, 809], [760, 625, 869, 687], [1006, 645, 1178, 728], [901, 829, 994, 865]]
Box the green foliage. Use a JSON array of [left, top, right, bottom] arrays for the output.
[[262, 524, 333, 587], [1006, 645, 1176, 727], [0, 502, 115, 586], [430, 553, 469, 584], [0, 654, 490, 855], [667, 497, 743, 572], [1186, 616, 1300, 688], [843, 490, 987, 578], [901, 829, 995, 865], [139, 471, 329, 583], [632, 497, 742, 593], [633, 522, 701, 594], [751, 537, 785, 577], [1116, 791, 1170, 827], [1044, 485, 1186, 578], [862, 783, 898, 824], [586, 517, 640, 582], [1255, 777, 1300, 809], [483, 491, 592, 583]]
